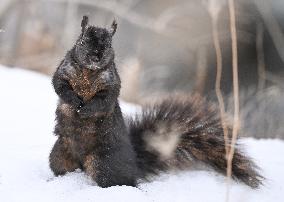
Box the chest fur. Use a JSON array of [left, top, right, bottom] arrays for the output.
[[69, 68, 100, 102]]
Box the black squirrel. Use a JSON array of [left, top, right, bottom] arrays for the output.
[[49, 16, 263, 188]]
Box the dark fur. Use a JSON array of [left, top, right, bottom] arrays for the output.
[[129, 95, 263, 188], [50, 16, 138, 187], [49, 16, 263, 188]]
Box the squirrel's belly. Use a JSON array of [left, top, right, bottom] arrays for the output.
[[65, 132, 97, 160], [58, 103, 98, 158]]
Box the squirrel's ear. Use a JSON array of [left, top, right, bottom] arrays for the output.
[[110, 19, 117, 36], [81, 15, 89, 33]]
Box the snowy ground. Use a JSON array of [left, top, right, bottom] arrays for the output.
[[0, 65, 283, 202]]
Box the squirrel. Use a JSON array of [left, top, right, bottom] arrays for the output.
[[49, 16, 263, 188]]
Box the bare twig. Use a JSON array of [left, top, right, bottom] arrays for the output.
[[208, 0, 230, 159], [226, 0, 240, 201]]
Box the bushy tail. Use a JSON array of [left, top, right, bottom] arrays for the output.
[[128, 95, 263, 188]]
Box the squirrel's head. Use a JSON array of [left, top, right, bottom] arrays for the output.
[[74, 15, 117, 70]]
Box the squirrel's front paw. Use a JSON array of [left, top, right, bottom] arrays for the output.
[[72, 97, 84, 111]]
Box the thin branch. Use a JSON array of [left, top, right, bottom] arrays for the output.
[[206, 1, 234, 198], [226, 0, 240, 201], [209, 5, 230, 159]]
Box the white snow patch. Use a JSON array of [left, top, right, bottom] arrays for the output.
[[0, 65, 283, 202]]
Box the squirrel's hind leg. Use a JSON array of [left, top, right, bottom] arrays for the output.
[[83, 152, 138, 188], [83, 154, 99, 182], [49, 138, 81, 176]]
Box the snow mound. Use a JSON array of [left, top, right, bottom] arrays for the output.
[[0, 65, 283, 202]]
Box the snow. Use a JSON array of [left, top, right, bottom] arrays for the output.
[[0, 65, 284, 202]]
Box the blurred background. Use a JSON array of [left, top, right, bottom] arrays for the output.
[[0, 0, 283, 139]]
